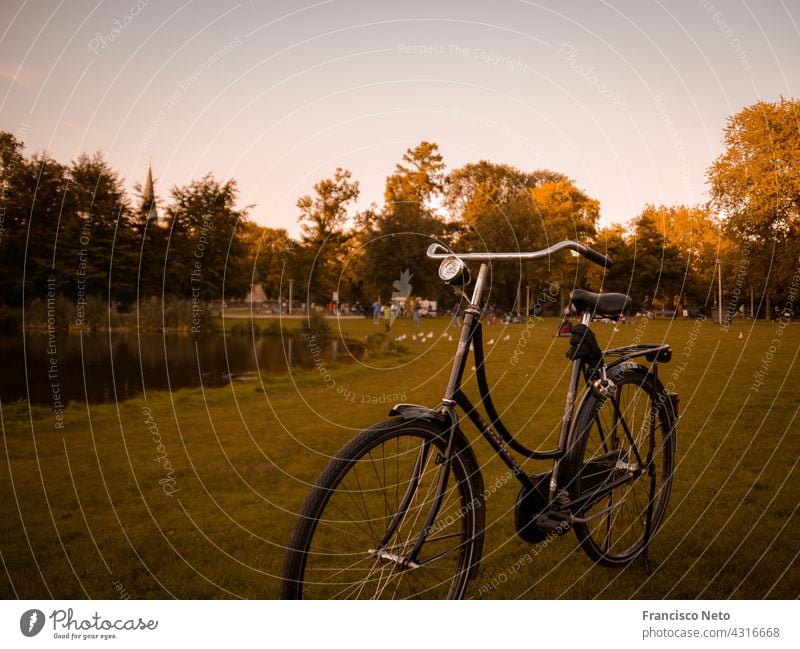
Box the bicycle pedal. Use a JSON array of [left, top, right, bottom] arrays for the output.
[[533, 514, 571, 536]]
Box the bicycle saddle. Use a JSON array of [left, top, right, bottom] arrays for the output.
[[569, 289, 631, 317]]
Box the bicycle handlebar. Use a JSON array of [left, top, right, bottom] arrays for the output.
[[425, 240, 613, 268]]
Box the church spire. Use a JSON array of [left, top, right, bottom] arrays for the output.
[[141, 161, 159, 224]]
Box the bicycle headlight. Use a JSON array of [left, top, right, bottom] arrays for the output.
[[438, 255, 469, 284]]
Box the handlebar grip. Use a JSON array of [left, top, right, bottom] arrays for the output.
[[426, 242, 451, 258], [575, 243, 613, 269]]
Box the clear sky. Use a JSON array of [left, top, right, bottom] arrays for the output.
[[1, 0, 798, 236]]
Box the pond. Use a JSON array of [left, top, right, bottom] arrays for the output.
[[0, 331, 359, 406]]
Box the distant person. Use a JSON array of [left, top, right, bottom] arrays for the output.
[[372, 301, 380, 324], [383, 304, 392, 332], [642, 295, 652, 317], [413, 298, 421, 327]]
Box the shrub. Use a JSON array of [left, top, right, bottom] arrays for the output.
[[303, 310, 330, 337]]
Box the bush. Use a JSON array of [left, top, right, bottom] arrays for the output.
[[78, 294, 112, 329], [24, 296, 74, 329], [303, 310, 330, 337], [135, 297, 209, 331]]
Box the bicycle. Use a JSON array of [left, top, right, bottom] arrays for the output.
[[281, 240, 678, 599]]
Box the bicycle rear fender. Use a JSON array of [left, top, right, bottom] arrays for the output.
[[387, 403, 486, 580]]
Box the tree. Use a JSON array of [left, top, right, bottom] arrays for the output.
[[589, 224, 634, 296], [163, 174, 251, 301], [12, 153, 70, 302], [629, 208, 685, 311], [242, 223, 297, 301], [361, 142, 448, 304], [0, 132, 28, 304], [65, 153, 137, 304], [446, 161, 599, 312], [295, 168, 359, 304], [707, 97, 800, 315], [590, 205, 736, 314]]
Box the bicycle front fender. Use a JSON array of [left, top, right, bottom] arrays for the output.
[[388, 402, 448, 423], [387, 403, 478, 474]]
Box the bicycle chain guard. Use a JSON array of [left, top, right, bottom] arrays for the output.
[[514, 473, 570, 543]]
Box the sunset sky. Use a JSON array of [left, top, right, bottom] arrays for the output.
[[1, 0, 798, 236]]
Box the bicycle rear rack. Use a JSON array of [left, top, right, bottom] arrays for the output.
[[604, 343, 672, 364]]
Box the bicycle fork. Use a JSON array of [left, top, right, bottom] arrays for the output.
[[369, 411, 460, 570]]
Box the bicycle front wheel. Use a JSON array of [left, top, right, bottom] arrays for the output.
[[566, 364, 676, 567], [281, 418, 483, 599]]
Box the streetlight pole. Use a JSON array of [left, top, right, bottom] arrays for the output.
[[716, 258, 723, 325]]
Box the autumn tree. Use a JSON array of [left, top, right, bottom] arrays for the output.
[[242, 223, 297, 302], [707, 97, 800, 315], [361, 142, 448, 303], [446, 161, 599, 312], [590, 224, 635, 297], [590, 205, 739, 314]]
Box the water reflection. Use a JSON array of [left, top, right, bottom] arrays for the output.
[[0, 332, 359, 405]]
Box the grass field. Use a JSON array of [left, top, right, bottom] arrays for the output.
[[1, 314, 798, 599]]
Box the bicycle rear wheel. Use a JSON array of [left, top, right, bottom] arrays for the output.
[[282, 418, 483, 599], [566, 364, 676, 567]]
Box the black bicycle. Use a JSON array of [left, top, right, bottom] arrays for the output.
[[282, 241, 678, 599]]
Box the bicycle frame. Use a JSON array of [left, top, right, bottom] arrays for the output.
[[442, 263, 591, 488], [389, 261, 589, 563], [388, 248, 672, 566]]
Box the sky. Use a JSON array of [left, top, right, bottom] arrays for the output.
[[1, 0, 798, 237]]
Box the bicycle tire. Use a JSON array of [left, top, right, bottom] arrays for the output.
[[566, 363, 676, 567], [281, 418, 483, 599]]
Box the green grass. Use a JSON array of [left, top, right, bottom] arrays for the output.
[[1, 315, 798, 598]]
